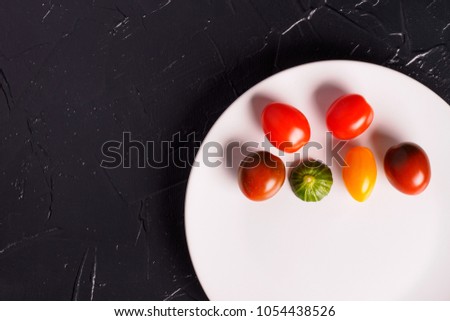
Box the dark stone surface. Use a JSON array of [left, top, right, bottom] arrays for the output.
[[0, 0, 449, 300]]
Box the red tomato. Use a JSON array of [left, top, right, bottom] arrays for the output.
[[326, 94, 374, 140], [261, 103, 311, 153], [384, 143, 431, 195], [238, 151, 285, 201]]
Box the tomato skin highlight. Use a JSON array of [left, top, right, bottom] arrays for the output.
[[238, 151, 286, 201], [342, 146, 377, 202], [261, 103, 311, 153], [326, 94, 374, 140], [384, 143, 431, 195]]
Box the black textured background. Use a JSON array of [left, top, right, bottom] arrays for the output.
[[1, 0, 449, 300]]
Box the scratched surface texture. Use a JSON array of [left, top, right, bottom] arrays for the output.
[[1, 0, 449, 300]]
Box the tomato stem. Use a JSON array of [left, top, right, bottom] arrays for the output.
[[303, 175, 315, 186]]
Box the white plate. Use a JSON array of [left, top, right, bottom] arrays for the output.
[[185, 60, 450, 300]]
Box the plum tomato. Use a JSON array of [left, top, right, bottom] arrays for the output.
[[342, 146, 377, 202], [326, 94, 374, 140], [238, 151, 286, 201], [384, 142, 431, 195], [261, 103, 311, 153]]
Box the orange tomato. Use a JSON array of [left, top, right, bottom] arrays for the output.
[[342, 146, 377, 202]]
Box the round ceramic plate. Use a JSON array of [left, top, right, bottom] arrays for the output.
[[184, 60, 450, 300]]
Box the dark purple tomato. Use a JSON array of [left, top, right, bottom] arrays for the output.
[[384, 142, 431, 195]]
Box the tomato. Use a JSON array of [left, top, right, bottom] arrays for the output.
[[326, 94, 374, 140], [261, 103, 311, 153], [289, 159, 333, 202], [342, 146, 377, 202], [238, 151, 285, 201], [384, 142, 431, 195]]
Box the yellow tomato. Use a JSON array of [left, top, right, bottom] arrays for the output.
[[342, 146, 377, 202]]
